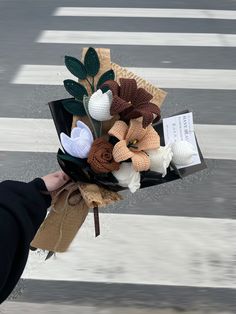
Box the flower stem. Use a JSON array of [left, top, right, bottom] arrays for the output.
[[85, 78, 94, 93]]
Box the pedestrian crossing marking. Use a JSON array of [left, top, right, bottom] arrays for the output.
[[11, 65, 236, 90], [23, 213, 236, 288], [54, 7, 236, 20], [37, 31, 236, 47], [0, 118, 235, 160]]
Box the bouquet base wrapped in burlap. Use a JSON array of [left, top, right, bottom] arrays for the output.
[[31, 181, 122, 252]]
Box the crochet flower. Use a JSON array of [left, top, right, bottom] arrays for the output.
[[87, 138, 120, 173], [146, 144, 173, 177], [113, 162, 141, 193], [60, 121, 93, 158], [172, 140, 196, 166], [108, 119, 160, 172], [101, 78, 161, 128], [88, 89, 113, 121]]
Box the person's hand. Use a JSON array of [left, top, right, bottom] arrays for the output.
[[41, 171, 70, 192]]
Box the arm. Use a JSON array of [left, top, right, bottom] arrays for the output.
[[0, 171, 69, 304]]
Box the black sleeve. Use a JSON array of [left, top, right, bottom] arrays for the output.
[[0, 178, 51, 304]]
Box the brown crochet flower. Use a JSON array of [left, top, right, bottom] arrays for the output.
[[88, 138, 120, 174], [101, 78, 161, 128], [108, 119, 160, 172]]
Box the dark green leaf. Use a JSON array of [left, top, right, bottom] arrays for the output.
[[84, 47, 100, 77], [97, 69, 115, 89], [64, 79, 88, 101], [61, 99, 86, 116], [58, 150, 87, 167], [65, 55, 87, 80]]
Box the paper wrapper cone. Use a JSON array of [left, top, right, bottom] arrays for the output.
[[31, 182, 122, 253]]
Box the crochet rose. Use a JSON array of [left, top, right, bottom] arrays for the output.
[[101, 78, 161, 128], [146, 144, 173, 177], [113, 162, 141, 193], [87, 138, 120, 173], [108, 119, 160, 172]]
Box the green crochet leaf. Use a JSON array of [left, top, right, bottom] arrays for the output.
[[97, 69, 115, 90], [84, 47, 100, 77], [65, 55, 87, 80], [83, 95, 102, 138], [61, 99, 86, 116], [64, 79, 88, 101], [57, 149, 87, 167]]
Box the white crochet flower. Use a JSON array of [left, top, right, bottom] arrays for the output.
[[112, 162, 141, 193], [146, 144, 173, 177], [172, 140, 196, 166], [60, 121, 93, 159], [88, 89, 113, 121]]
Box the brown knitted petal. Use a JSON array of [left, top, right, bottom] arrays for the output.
[[137, 126, 160, 151], [131, 151, 150, 172], [132, 88, 153, 106], [112, 140, 134, 162], [126, 119, 147, 142], [108, 120, 128, 141], [89, 158, 120, 174], [100, 80, 120, 96], [127, 109, 154, 128], [127, 102, 161, 127], [119, 78, 137, 102], [110, 95, 131, 115], [118, 105, 134, 121]]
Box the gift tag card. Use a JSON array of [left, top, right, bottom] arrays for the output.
[[163, 112, 201, 169]]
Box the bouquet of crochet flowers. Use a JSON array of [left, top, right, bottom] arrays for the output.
[[31, 48, 206, 255]]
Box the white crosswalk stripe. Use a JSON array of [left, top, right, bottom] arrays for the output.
[[37, 30, 236, 47], [0, 118, 236, 160], [54, 7, 236, 19], [12, 64, 236, 90], [2, 2, 236, 310], [23, 213, 236, 288]]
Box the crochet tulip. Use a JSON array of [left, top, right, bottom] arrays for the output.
[[88, 89, 113, 121], [60, 121, 94, 159], [108, 119, 160, 172]]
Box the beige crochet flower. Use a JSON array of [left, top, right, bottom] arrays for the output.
[[108, 119, 160, 172]]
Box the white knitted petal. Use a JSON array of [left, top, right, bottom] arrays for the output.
[[113, 163, 141, 193], [172, 141, 196, 166], [88, 90, 113, 121], [147, 145, 173, 177], [72, 138, 93, 159], [60, 132, 75, 156], [71, 125, 82, 139]]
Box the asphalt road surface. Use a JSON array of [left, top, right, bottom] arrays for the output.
[[0, 0, 236, 313]]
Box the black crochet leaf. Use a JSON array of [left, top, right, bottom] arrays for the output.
[[84, 47, 100, 77], [63, 79, 88, 101], [61, 99, 86, 116], [65, 55, 87, 80]]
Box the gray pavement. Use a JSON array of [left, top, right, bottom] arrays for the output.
[[0, 0, 236, 313]]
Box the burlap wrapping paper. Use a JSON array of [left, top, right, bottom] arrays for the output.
[[31, 182, 122, 253]]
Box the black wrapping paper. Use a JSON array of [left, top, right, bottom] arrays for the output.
[[49, 99, 206, 191]]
